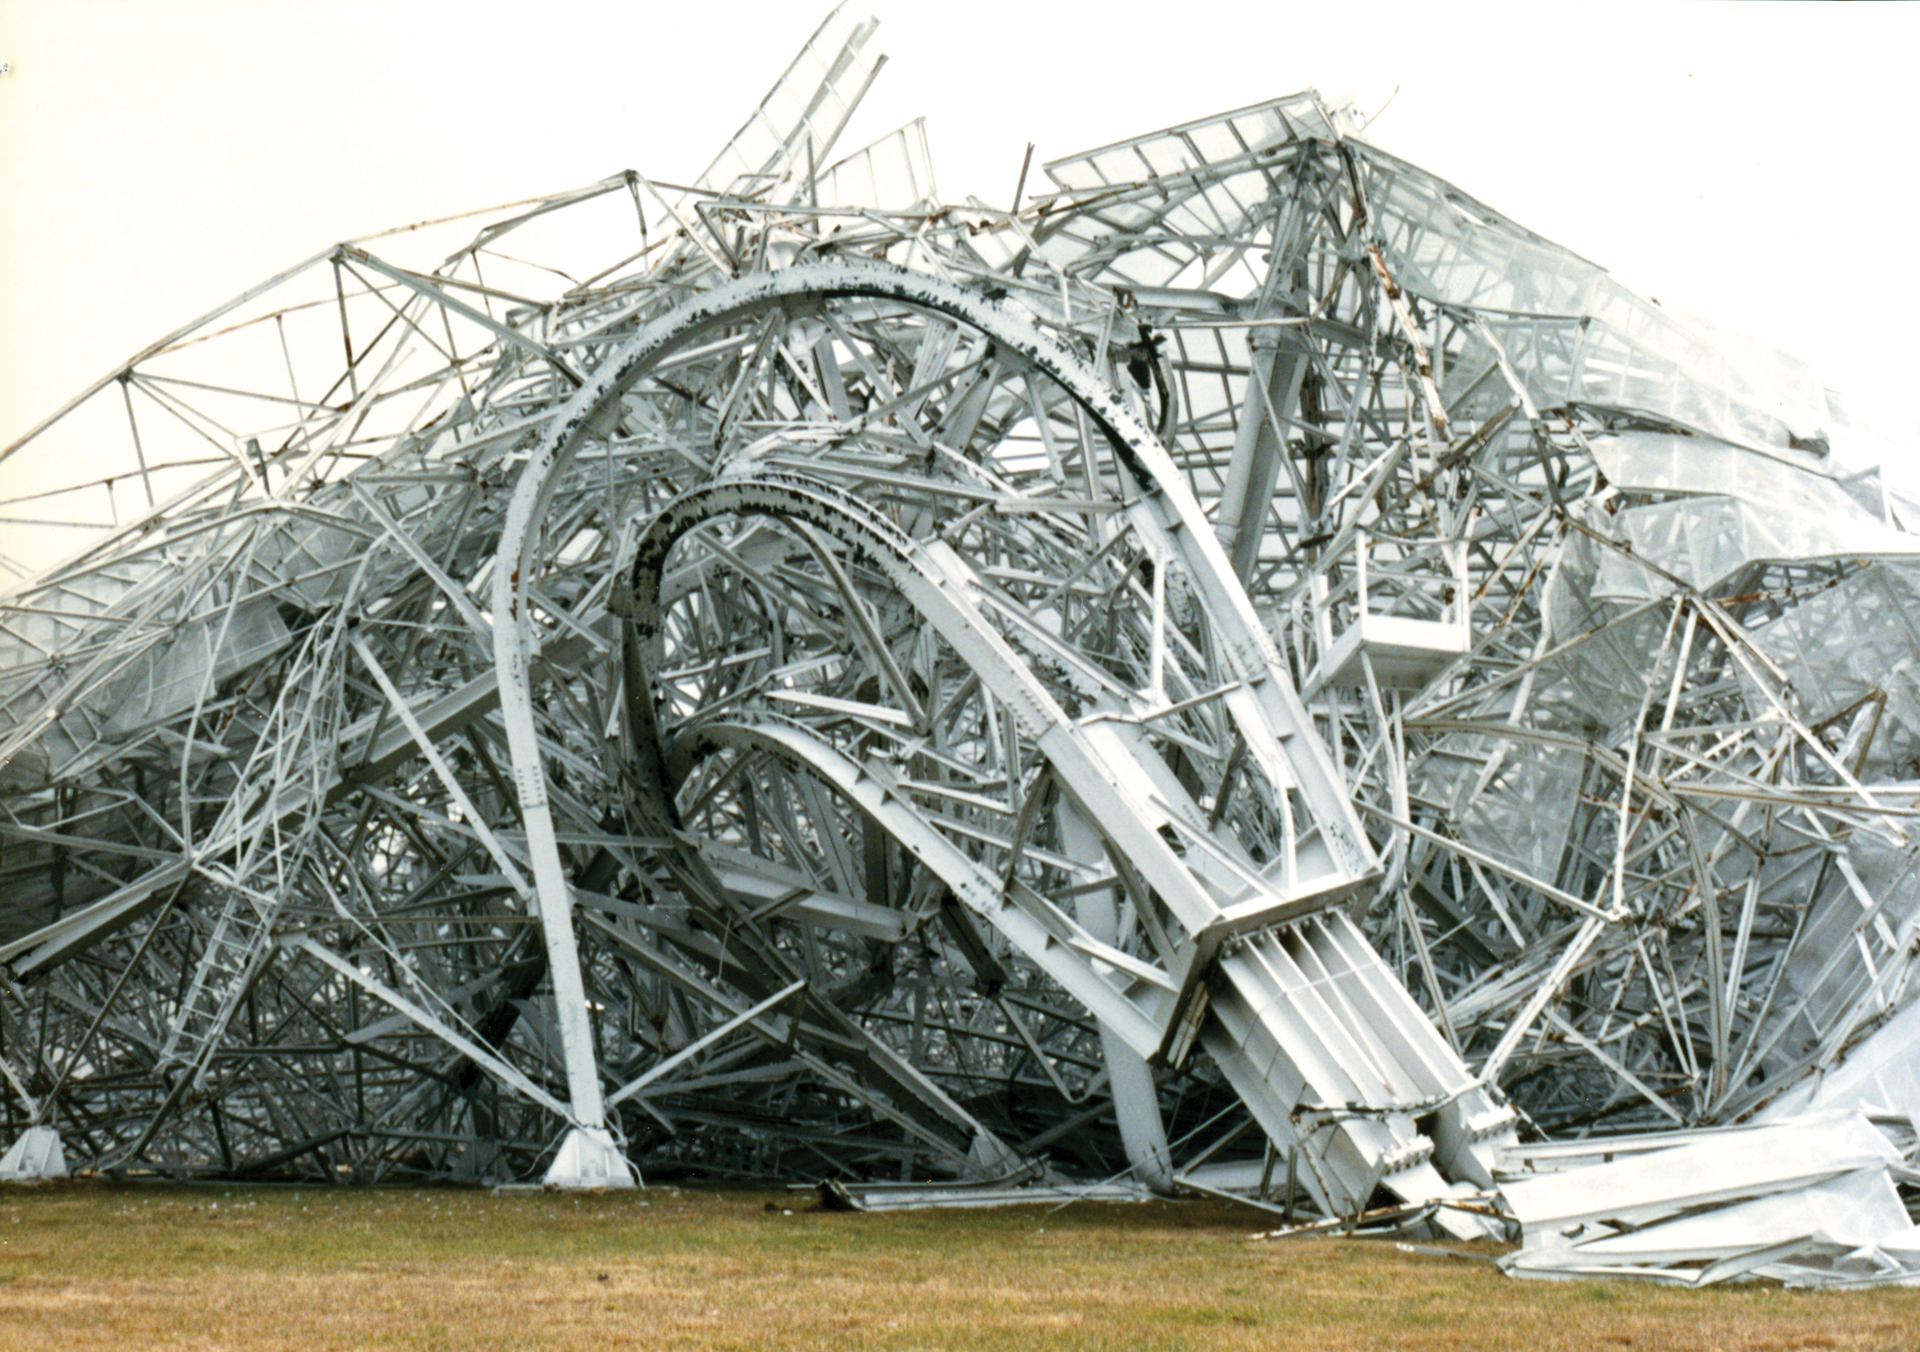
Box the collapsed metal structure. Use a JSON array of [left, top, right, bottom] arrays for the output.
[[5, 10, 1920, 1284]]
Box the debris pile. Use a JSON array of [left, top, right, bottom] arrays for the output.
[[3, 8, 1918, 1285]]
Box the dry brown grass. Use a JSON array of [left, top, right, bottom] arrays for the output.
[[0, 1180, 1913, 1350]]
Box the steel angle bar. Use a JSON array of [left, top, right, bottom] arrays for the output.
[[672, 715, 1167, 1056], [606, 980, 809, 1108], [579, 911, 988, 1172], [334, 246, 586, 388], [347, 634, 530, 897], [282, 934, 572, 1121]]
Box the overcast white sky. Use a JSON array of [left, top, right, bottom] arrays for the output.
[[3, 0, 1916, 453]]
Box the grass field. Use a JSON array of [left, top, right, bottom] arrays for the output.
[[0, 1180, 1914, 1350]]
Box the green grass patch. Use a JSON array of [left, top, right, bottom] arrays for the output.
[[0, 1180, 1912, 1350]]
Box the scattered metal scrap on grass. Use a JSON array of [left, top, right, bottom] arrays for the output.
[[5, 5, 1920, 1285]]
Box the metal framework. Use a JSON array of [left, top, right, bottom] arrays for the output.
[[4, 8, 1919, 1283]]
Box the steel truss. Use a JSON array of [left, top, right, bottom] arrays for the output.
[[4, 7, 1919, 1282]]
